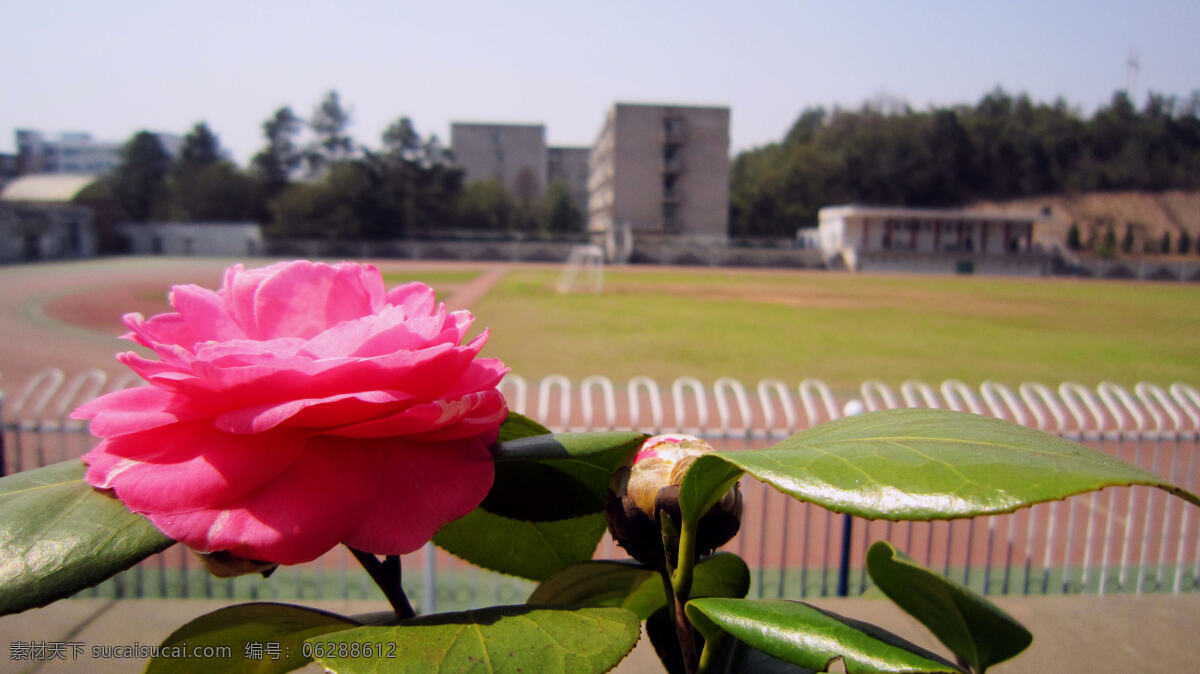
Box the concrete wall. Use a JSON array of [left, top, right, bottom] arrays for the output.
[[0, 203, 96, 263], [629, 240, 824, 268], [451, 123, 547, 205], [122, 223, 263, 257], [856, 250, 1055, 276], [1068, 256, 1200, 281], [265, 237, 580, 263]]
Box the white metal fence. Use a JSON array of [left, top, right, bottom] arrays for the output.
[[3, 369, 1198, 611]]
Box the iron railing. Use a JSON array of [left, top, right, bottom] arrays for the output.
[[3, 369, 1198, 612]]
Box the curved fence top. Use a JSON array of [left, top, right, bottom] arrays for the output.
[[4, 368, 1197, 442]]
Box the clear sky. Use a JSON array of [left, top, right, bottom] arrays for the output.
[[5, 1, 1198, 165]]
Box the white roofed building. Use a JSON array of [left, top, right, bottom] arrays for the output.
[[810, 205, 1054, 276]]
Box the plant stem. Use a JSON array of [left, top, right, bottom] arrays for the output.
[[664, 519, 700, 674], [660, 570, 700, 674], [349, 547, 415, 620], [671, 521, 698, 598]]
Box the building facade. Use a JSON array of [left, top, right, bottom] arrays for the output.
[[15, 130, 181, 175], [450, 123, 547, 206], [813, 205, 1052, 275], [588, 103, 730, 246]]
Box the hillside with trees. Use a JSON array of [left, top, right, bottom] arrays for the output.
[[730, 88, 1200, 248]]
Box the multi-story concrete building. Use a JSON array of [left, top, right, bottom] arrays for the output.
[[588, 103, 730, 245], [450, 123, 547, 206], [15, 130, 181, 175], [546, 146, 590, 214]]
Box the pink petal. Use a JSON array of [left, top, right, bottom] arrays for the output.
[[327, 389, 506, 440], [122, 312, 197, 354], [214, 390, 418, 434], [83, 422, 306, 513], [145, 436, 383, 564], [170, 284, 245, 343], [301, 305, 448, 359], [247, 262, 384, 339], [386, 282, 437, 316], [71, 385, 204, 437], [339, 434, 495, 555]]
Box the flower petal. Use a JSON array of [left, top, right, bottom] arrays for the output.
[[338, 434, 495, 555], [83, 422, 306, 513], [214, 390, 418, 434], [247, 262, 386, 339], [327, 389, 507, 440], [71, 385, 205, 437]]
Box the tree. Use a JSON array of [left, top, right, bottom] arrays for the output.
[[252, 107, 304, 196], [112, 131, 171, 222], [176, 122, 222, 173], [382, 117, 420, 161], [307, 90, 353, 176], [171, 162, 261, 222], [1121, 224, 1135, 254], [1066, 223, 1082, 251], [535, 180, 583, 235], [456, 179, 519, 231], [1098, 224, 1117, 258]]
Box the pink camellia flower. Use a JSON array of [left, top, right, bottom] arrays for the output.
[[71, 260, 508, 565]]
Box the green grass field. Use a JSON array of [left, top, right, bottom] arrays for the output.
[[416, 267, 1200, 392]]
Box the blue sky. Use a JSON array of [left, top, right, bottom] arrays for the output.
[[5, 1, 1198, 164]]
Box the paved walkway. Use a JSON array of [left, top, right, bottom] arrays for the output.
[[2, 594, 1197, 672]]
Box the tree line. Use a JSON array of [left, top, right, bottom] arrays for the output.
[[98, 91, 582, 239], [730, 88, 1200, 238]]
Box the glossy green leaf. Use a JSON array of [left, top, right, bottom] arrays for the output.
[[685, 598, 962, 673], [308, 605, 640, 674], [684, 409, 1200, 521], [481, 431, 646, 521], [433, 509, 607, 581], [436, 431, 645, 579], [146, 602, 359, 673], [0, 460, 174, 615], [527, 552, 751, 619], [495, 411, 551, 443], [867, 541, 1031, 673], [678, 458, 744, 533]]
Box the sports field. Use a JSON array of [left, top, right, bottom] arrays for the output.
[[433, 267, 1200, 391], [1, 258, 1195, 393]]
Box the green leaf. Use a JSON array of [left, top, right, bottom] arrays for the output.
[[146, 602, 359, 673], [685, 598, 962, 673], [685, 409, 1200, 521], [308, 605, 640, 673], [437, 431, 645, 579], [495, 411, 551, 443], [678, 458, 744, 533], [483, 432, 646, 520], [0, 460, 174, 615], [866, 541, 1031, 673], [433, 509, 607, 581], [527, 552, 751, 619]]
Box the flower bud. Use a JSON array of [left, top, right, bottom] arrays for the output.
[[605, 434, 742, 569]]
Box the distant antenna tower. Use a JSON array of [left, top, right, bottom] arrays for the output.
[[1126, 47, 1140, 100]]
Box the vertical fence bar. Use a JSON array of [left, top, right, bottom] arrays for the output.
[[1169, 384, 1200, 591]]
